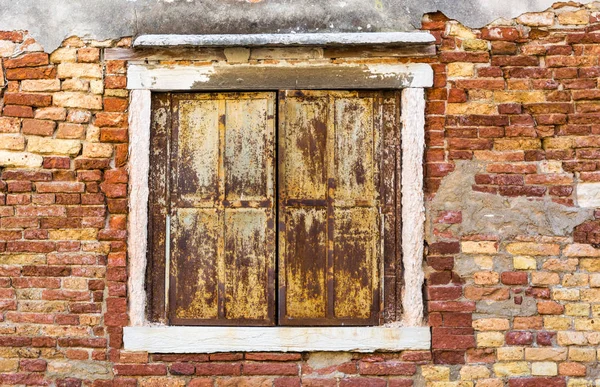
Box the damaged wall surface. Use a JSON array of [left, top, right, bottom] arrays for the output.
[[0, 0, 596, 52], [1, 1, 600, 386]]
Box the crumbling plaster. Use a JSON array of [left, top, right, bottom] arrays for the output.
[[0, 0, 596, 53]]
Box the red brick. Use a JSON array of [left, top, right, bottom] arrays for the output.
[[5, 66, 56, 80], [358, 361, 416, 376], [508, 377, 566, 387], [195, 363, 241, 376], [501, 271, 528, 285], [3, 105, 34, 117], [243, 362, 298, 375], [114, 364, 167, 376], [339, 378, 387, 387], [4, 92, 52, 107], [505, 331, 534, 345], [3, 53, 49, 69]]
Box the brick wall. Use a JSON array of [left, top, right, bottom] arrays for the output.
[[0, 2, 599, 386]]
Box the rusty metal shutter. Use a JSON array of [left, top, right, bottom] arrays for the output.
[[149, 90, 400, 327], [150, 92, 277, 326], [277, 90, 400, 326]]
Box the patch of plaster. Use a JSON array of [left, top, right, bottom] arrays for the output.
[[427, 161, 594, 241], [0, 0, 596, 53], [306, 352, 353, 370], [47, 360, 112, 380]]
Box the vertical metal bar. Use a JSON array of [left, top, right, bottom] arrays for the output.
[[217, 97, 227, 320], [164, 214, 171, 314], [326, 92, 335, 320]]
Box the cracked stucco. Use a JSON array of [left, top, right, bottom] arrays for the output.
[[0, 0, 596, 53]]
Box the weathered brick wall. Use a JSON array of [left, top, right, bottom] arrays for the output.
[[0, 2, 599, 386]]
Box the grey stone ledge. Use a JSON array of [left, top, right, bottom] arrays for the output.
[[133, 32, 436, 48]]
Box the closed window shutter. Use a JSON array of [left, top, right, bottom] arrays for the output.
[[278, 90, 395, 326], [167, 92, 276, 326]]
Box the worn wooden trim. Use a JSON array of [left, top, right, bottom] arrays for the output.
[[134, 32, 436, 48], [123, 326, 430, 353], [127, 63, 434, 91], [128, 89, 152, 327], [400, 88, 426, 327]]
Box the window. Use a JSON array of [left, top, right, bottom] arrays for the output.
[[146, 90, 402, 327]]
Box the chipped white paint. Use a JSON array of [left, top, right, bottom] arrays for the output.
[[400, 88, 426, 327], [134, 32, 436, 48], [124, 326, 430, 353], [366, 63, 433, 88], [577, 182, 600, 208], [127, 89, 152, 327], [127, 63, 433, 90], [127, 64, 215, 91], [126, 58, 431, 351]]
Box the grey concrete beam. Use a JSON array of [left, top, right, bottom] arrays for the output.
[[133, 32, 435, 48]]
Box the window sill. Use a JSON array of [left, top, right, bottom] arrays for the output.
[[123, 326, 430, 353]]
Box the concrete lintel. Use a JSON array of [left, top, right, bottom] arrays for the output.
[[124, 326, 431, 353], [127, 63, 434, 91], [134, 32, 436, 48]]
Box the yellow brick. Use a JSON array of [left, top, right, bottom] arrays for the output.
[[50, 47, 77, 63], [447, 21, 477, 39], [566, 303, 590, 317], [567, 379, 593, 387], [569, 347, 596, 362], [592, 305, 600, 317], [80, 315, 101, 326], [82, 143, 113, 158], [574, 318, 600, 331], [62, 277, 88, 290], [580, 259, 600, 272], [532, 272, 560, 286], [506, 242, 560, 256], [468, 89, 493, 101], [590, 274, 600, 287], [495, 138, 542, 151], [429, 382, 473, 387], [474, 271, 499, 285], [563, 274, 589, 287], [422, 365, 451, 381], [53, 92, 103, 110], [447, 103, 497, 115], [140, 378, 186, 387], [564, 244, 600, 257], [540, 160, 564, 174], [525, 348, 568, 361], [0, 254, 46, 265], [474, 379, 503, 387], [544, 316, 572, 330], [543, 258, 578, 272], [517, 11, 555, 26], [57, 63, 103, 79], [0, 134, 25, 151], [448, 62, 475, 78], [90, 80, 104, 94], [494, 91, 545, 104], [552, 288, 580, 301], [461, 241, 498, 255], [581, 289, 600, 302], [558, 10, 590, 25], [493, 362, 530, 377], [477, 332, 504, 347], [513, 256, 536, 270], [463, 39, 489, 51], [557, 331, 587, 346], [0, 359, 18, 372], [49, 228, 98, 241], [473, 318, 509, 331], [543, 137, 575, 150], [531, 362, 558, 376], [497, 347, 524, 361], [21, 79, 61, 92], [460, 365, 490, 380], [27, 136, 82, 156]]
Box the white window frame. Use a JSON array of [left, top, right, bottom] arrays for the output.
[[123, 34, 432, 353]]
